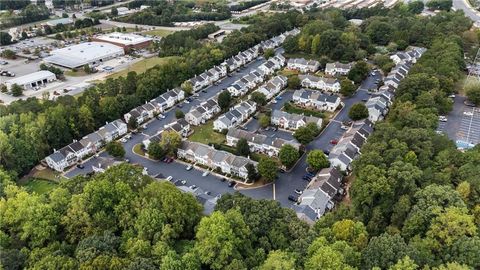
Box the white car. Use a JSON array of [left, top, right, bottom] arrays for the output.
[[464, 111, 474, 116], [166, 176, 173, 181], [202, 171, 209, 177], [439, 116, 448, 122], [184, 100, 190, 104], [449, 94, 456, 98], [120, 138, 127, 143], [186, 165, 193, 171]]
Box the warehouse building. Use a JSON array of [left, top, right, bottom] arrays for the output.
[[92, 32, 152, 52], [44, 42, 124, 69], [45, 18, 74, 27], [5, 70, 57, 90]]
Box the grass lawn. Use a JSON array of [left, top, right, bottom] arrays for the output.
[[189, 120, 226, 145], [283, 102, 325, 119], [22, 179, 58, 195], [278, 69, 299, 77], [106, 56, 179, 79], [32, 168, 65, 182], [133, 144, 146, 156], [143, 29, 173, 37], [65, 69, 89, 77], [284, 52, 322, 61]]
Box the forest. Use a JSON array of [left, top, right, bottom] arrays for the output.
[[1, 3, 480, 269]]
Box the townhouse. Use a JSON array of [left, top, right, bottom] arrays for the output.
[[185, 97, 221, 125], [213, 101, 257, 131], [292, 89, 342, 112], [325, 62, 353, 76], [271, 110, 323, 130], [390, 47, 426, 65], [177, 141, 258, 180], [366, 92, 394, 123], [253, 75, 288, 100], [258, 54, 286, 75], [287, 58, 320, 73], [188, 65, 227, 91], [142, 119, 191, 149], [150, 88, 185, 113], [299, 74, 341, 92], [46, 119, 127, 171], [226, 128, 301, 157], [124, 103, 155, 125], [328, 121, 373, 171]]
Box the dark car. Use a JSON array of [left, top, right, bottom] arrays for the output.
[[288, 194, 299, 202], [228, 181, 236, 187], [306, 172, 316, 177], [302, 175, 312, 181], [221, 177, 227, 182], [323, 150, 330, 155], [76, 164, 85, 169], [278, 168, 286, 173], [362, 98, 368, 102], [202, 89, 208, 93]]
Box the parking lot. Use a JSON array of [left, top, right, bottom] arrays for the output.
[[437, 96, 480, 149]]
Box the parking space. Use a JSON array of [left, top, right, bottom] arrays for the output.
[[457, 106, 480, 146]]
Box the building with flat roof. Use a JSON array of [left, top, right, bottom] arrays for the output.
[[46, 18, 73, 27], [5, 70, 57, 90], [44, 42, 124, 69], [92, 32, 153, 52]]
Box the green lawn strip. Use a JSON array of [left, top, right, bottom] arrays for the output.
[[106, 56, 179, 79], [189, 120, 226, 145], [283, 102, 325, 119], [22, 178, 58, 195], [143, 29, 173, 37], [133, 143, 146, 156]]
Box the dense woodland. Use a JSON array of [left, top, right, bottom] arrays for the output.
[[0, 4, 50, 29], [1, 3, 480, 270]]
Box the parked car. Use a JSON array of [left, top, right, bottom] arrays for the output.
[[288, 194, 299, 202], [464, 111, 474, 116], [306, 172, 316, 177], [177, 104, 183, 108], [449, 94, 456, 98], [439, 116, 448, 122], [228, 181, 236, 187], [330, 139, 338, 145], [323, 150, 330, 155], [275, 96, 282, 100], [189, 185, 197, 190], [202, 89, 208, 93], [180, 180, 187, 185], [302, 175, 312, 181], [205, 191, 211, 195], [120, 138, 127, 143], [202, 171, 209, 177], [464, 100, 476, 107], [76, 164, 85, 169], [340, 125, 349, 130], [362, 98, 368, 102], [184, 100, 190, 104], [0, 61, 8, 65], [166, 176, 173, 181], [186, 165, 193, 171], [294, 189, 303, 195]]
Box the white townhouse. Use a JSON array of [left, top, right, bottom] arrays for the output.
[[253, 75, 288, 100], [46, 119, 127, 171], [299, 74, 341, 92], [271, 110, 323, 130], [292, 89, 341, 112], [366, 96, 389, 123], [177, 141, 257, 180], [150, 88, 185, 113], [258, 54, 286, 75], [213, 101, 256, 131], [325, 62, 353, 76], [226, 128, 301, 157], [227, 83, 248, 97], [287, 58, 320, 73], [124, 103, 155, 125], [185, 98, 221, 125]]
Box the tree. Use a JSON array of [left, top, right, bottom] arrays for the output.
[[0, 32, 12, 46], [259, 115, 270, 128], [111, 7, 118, 16], [362, 233, 413, 270], [279, 144, 300, 168], [106, 141, 125, 158], [0, 49, 16, 59], [10, 84, 23, 97], [258, 157, 277, 182], [389, 256, 419, 270], [175, 110, 184, 119], [348, 103, 369, 120], [293, 122, 320, 145], [160, 130, 181, 156], [340, 78, 356, 97], [62, 12, 69, 18], [264, 48, 275, 59], [128, 117, 138, 129], [465, 82, 480, 106], [218, 91, 231, 111], [348, 61, 370, 84], [147, 142, 165, 160], [181, 81, 193, 96], [305, 239, 354, 270], [236, 138, 251, 157], [307, 150, 330, 171], [245, 163, 258, 182], [366, 20, 394, 45], [251, 92, 267, 106], [83, 65, 93, 74], [408, 1, 424, 14], [426, 0, 452, 11], [259, 250, 296, 270], [374, 54, 395, 74], [287, 75, 301, 89]]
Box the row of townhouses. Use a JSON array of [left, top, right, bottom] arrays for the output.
[[325, 62, 353, 76], [258, 54, 287, 76], [226, 128, 301, 157], [292, 89, 342, 112], [188, 65, 228, 92], [142, 118, 191, 149], [253, 75, 288, 100], [185, 97, 221, 126], [294, 167, 344, 224], [299, 74, 341, 92], [271, 110, 323, 130], [368, 47, 426, 122], [177, 141, 258, 180], [329, 121, 374, 171], [124, 88, 185, 125], [286, 58, 320, 73], [227, 69, 266, 97], [213, 100, 257, 131], [46, 120, 127, 171]]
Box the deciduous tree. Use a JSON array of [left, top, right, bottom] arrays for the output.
[[306, 150, 329, 171], [106, 141, 125, 158], [258, 157, 277, 182], [279, 144, 300, 168]]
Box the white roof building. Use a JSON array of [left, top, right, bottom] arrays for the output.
[[93, 32, 152, 47], [5, 70, 57, 90], [44, 42, 124, 69]]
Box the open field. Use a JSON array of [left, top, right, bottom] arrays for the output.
[[143, 29, 173, 37], [189, 120, 226, 145], [22, 179, 58, 195], [106, 56, 179, 79]]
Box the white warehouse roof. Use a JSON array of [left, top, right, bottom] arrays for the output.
[[6, 70, 56, 86], [94, 32, 152, 46], [44, 42, 124, 69]]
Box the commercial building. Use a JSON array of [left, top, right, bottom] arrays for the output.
[[44, 42, 124, 69], [5, 70, 57, 90], [92, 32, 153, 52], [46, 18, 73, 27]]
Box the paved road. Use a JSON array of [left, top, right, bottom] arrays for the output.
[[453, 0, 480, 22]]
